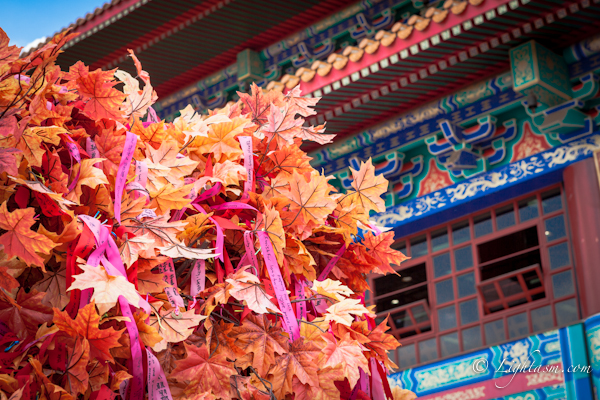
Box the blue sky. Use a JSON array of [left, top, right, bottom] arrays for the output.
[[1, 0, 107, 49]]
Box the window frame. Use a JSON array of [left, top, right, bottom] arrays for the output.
[[370, 184, 578, 370]]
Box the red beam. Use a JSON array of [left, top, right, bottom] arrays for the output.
[[298, 0, 513, 95], [153, 0, 349, 97], [88, 0, 223, 70]]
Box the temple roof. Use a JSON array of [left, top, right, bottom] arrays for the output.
[[25, 0, 350, 97]]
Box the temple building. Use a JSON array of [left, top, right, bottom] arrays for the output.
[[35, 0, 600, 398]]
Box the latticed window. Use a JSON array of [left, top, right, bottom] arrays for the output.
[[368, 185, 578, 370]]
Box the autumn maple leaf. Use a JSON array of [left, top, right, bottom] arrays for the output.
[[312, 279, 353, 301], [53, 302, 123, 363], [255, 204, 285, 263], [64, 158, 109, 204], [63, 336, 90, 396], [142, 140, 198, 192], [231, 314, 289, 377], [147, 305, 206, 352], [237, 83, 283, 126], [31, 266, 68, 308], [267, 338, 321, 399], [266, 145, 313, 178], [0, 148, 21, 176], [0, 201, 56, 268], [324, 298, 372, 327], [124, 214, 187, 250], [170, 343, 236, 399], [343, 159, 388, 213], [16, 126, 63, 167], [134, 310, 163, 348], [283, 171, 337, 228], [0, 288, 53, 339], [226, 269, 281, 315], [137, 270, 170, 295], [68, 260, 140, 315], [119, 233, 155, 267], [293, 366, 344, 400], [76, 69, 126, 120], [149, 183, 194, 216], [320, 333, 369, 388], [361, 231, 408, 275]]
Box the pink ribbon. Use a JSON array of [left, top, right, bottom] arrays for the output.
[[64, 136, 82, 192], [120, 298, 144, 400], [243, 231, 260, 272], [172, 183, 222, 222], [370, 358, 385, 400], [189, 260, 206, 309], [318, 244, 346, 281], [239, 136, 254, 199], [211, 202, 257, 211], [86, 138, 101, 168], [129, 160, 148, 200], [257, 231, 300, 341], [76, 216, 144, 400], [114, 131, 138, 223], [156, 258, 184, 315], [146, 350, 173, 400], [193, 204, 224, 262], [294, 278, 307, 320]]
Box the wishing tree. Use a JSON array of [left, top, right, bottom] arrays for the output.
[[0, 28, 417, 400]]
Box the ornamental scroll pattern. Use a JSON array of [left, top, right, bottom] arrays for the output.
[[373, 133, 600, 228]]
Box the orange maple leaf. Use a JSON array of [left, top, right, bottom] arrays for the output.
[[255, 204, 285, 263], [147, 305, 206, 352], [361, 231, 408, 275], [320, 333, 369, 388], [226, 269, 281, 315], [266, 145, 313, 178], [238, 83, 283, 126], [293, 366, 344, 400], [149, 183, 193, 216], [62, 336, 90, 396], [231, 314, 289, 377], [53, 302, 123, 363], [267, 338, 321, 398], [324, 298, 372, 327], [0, 201, 56, 268], [170, 343, 236, 399], [137, 270, 170, 295], [344, 159, 388, 213], [133, 310, 163, 348], [283, 171, 336, 228], [77, 69, 126, 120]]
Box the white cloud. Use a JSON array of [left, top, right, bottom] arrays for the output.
[[21, 36, 47, 54]]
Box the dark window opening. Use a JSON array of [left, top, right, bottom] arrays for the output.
[[373, 264, 427, 295], [376, 285, 429, 313], [480, 249, 541, 281], [478, 227, 539, 265]]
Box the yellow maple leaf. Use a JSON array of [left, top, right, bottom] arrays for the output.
[[149, 183, 193, 216], [343, 159, 388, 213]]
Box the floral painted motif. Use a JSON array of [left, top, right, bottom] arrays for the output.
[[374, 133, 600, 229]]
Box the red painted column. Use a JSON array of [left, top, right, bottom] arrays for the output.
[[563, 158, 600, 318]]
